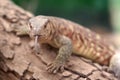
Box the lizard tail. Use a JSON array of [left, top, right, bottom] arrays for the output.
[[109, 49, 120, 79]]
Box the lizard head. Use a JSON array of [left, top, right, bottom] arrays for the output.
[[28, 16, 50, 42]]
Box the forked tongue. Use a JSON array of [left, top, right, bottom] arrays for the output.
[[35, 36, 38, 46], [34, 36, 40, 54]]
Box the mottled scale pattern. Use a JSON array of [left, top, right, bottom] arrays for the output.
[[44, 16, 115, 65]]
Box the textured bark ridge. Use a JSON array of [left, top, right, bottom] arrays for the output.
[[0, 0, 117, 80]]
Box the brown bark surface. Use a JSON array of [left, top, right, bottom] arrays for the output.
[[0, 0, 117, 80]]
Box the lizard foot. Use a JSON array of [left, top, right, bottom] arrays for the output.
[[47, 62, 65, 74]]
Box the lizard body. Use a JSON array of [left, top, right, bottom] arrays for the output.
[[25, 15, 119, 78], [29, 16, 115, 65]]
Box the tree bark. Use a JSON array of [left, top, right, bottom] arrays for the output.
[[0, 0, 117, 80]]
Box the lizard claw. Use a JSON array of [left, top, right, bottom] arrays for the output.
[[47, 62, 65, 74]]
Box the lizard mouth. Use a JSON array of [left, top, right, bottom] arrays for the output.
[[33, 34, 41, 39], [34, 34, 42, 37], [34, 34, 43, 43]]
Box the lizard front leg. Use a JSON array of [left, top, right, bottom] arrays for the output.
[[47, 35, 72, 73]]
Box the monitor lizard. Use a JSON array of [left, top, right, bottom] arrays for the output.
[[13, 15, 120, 79]]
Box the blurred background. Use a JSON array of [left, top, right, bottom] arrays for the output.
[[12, 0, 120, 34]]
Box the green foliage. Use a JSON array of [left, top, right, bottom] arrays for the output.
[[12, 0, 108, 13], [12, 0, 109, 28]]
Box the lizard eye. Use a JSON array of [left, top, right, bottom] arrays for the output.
[[29, 23, 32, 29], [44, 25, 47, 29]]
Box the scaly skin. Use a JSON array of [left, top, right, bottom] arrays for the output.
[[29, 16, 115, 73], [27, 15, 115, 74]]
